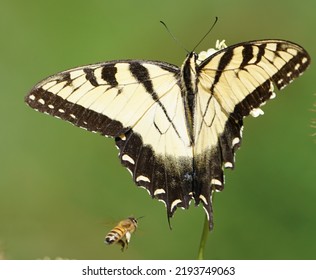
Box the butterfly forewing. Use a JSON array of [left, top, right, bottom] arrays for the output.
[[198, 40, 310, 120]]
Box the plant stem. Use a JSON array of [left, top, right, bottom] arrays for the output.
[[197, 213, 209, 259]]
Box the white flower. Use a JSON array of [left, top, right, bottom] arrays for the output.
[[197, 39, 227, 64]]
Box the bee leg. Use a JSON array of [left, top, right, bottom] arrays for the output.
[[118, 240, 126, 252]]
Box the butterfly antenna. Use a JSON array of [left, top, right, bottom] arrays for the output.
[[192, 17, 218, 52], [160, 21, 190, 54], [136, 216, 145, 221]]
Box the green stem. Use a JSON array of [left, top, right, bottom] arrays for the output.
[[197, 192, 215, 260], [197, 213, 209, 260]]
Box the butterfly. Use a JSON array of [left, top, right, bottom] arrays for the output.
[[25, 39, 310, 230]]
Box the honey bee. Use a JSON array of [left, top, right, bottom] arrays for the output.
[[104, 216, 143, 251]]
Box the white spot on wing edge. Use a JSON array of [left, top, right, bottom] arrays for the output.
[[122, 154, 135, 165], [199, 194, 208, 205], [154, 188, 165, 196], [171, 199, 182, 212], [38, 98, 45, 105], [224, 162, 233, 168], [203, 189, 216, 226], [232, 137, 240, 147], [270, 92, 276, 99], [138, 185, 150, 195], [211, 179, 222, 186], [29, 94, 35, 101], [250, 108, 264, 117], [287, 71, 293, 77], [240, 126, 244, 137], [158, 199, 167, 207], [126, 168, 133, 177], [136, 175, 150, 183], [202, 205, 210, 222]]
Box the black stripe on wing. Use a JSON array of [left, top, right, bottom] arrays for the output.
[[101, 64, 119, 86], [210, 48, 234, 93], [129, 62, 183, 140]]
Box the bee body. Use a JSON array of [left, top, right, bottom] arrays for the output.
[[104, 217, 139, 251]]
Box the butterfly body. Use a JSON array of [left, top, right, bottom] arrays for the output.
[[25, 39, 310, 230]]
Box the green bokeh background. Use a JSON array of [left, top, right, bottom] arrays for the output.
[[1, 0, 315, 260]]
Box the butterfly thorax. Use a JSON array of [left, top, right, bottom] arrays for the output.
[[180, 52, 199, 141]]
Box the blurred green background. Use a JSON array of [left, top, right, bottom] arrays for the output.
[[1, 0, 315, 260]]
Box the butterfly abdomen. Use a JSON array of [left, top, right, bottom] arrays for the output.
[[180, 52, 200, 141]]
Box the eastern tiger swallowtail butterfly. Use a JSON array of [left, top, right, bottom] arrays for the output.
[[25, 39, 310, 230]]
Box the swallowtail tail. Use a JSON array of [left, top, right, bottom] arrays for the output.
[[25, 39, 310, 229]]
